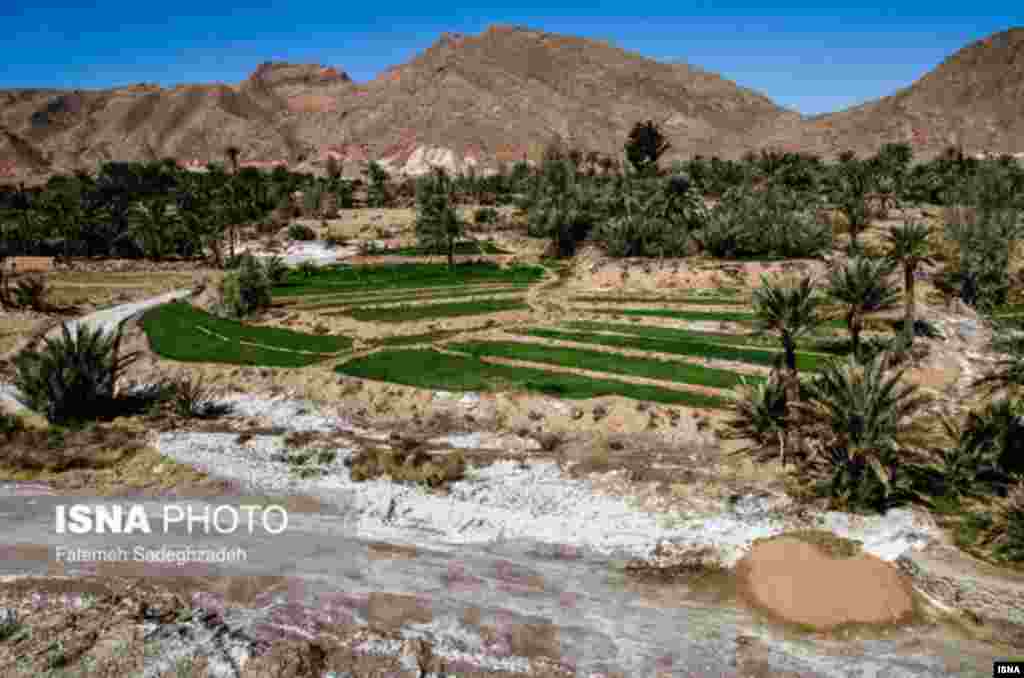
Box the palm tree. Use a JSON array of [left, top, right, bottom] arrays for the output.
[[827, 257, 901, 358], [884, 219, 935, 349], [128, 193, 180, 261], [832, 155, 874, 251], [751, 274, 826, 464], [722, 374, 789, 462], [414, 167, 464, 270], [752, 273, 825, 390], [794, 353, 931, 511], [225, 146, 241, 174]]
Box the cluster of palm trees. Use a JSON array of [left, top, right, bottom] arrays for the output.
[[731, 213, 1024, 523], [727, 219, 938, 506], [0, 159, 314, 263]]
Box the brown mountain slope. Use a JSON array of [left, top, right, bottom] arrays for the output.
[[0, 26, 795, 180], [289, 25, 796, 172], [758, 27, 1024, 159], [1, 25, 1023, 182]]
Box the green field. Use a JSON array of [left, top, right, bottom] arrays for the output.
[[570, 295, 748, 306], [448, 340, 764, 390], [287, 285, 529, 311], [339, 297, 529, 322], [273, 262, 545, 298], [337, 349, 732, 409], [141, 302, 351, 367], [582, 307, 758, 322], [514, 327, 829, 371], [568, 320, 851, 354], [371, 241, 509, 256]]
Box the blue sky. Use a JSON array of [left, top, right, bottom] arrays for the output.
[[1, 1, 1018, 115]]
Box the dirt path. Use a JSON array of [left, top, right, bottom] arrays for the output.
[[0, 289, 193, 415]]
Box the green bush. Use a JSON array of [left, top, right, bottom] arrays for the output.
[[288, 223, 317, 241], [721, 374, 790, 460], [474, 207, 500, 225], [995, 481, 1024, 562], [594, 214, 695, 258], [937, 205, 1023, 312], [0, 412, 25, 436], [12, 323, 140, 425], [12, 274, 49, 310], [262, 255, 289, 284], [698, 185, 831, 259], [794, 353, 931, 512], [219, 253, 271, 318]]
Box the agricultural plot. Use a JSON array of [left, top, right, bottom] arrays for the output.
[[369, 241, 510, 256], [281, 284, 530, 312], [448, 340, 765, 390], [272, 262, 545, 298], [136, 260, 867, 410], [583, 307, 759, 322], [336, 348, 732, 409], [512, 327, 830, 371], [341, 297, 529, 322], [570, 294, 748, 306], [141, 301, 351, 367]]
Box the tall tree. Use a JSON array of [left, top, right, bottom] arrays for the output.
[[364, 161, 390, 208], [884, 219, 934, 350], [827, 257, 902, 358], [832, 154, 874, 251], [225, 146, 241, 174], [414, 167, 464, 270], [752, 273, 826, 463], [625, 120, 671, 176]]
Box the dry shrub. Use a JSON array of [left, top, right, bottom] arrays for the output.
[[0, 424, 145, 473], [345, 444, 466, 489]]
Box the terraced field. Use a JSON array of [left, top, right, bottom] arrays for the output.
[[141, 301, 351, 367], [141, 261, 867, 410]]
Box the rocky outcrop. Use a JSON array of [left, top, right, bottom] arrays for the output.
[[898, 543, 1024, 644]]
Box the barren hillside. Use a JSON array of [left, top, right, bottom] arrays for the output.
[[758, 27, 1024, 158], [2, 25, 1023, 182]]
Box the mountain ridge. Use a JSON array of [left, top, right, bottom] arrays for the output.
[[1, 24, 1022, 182]]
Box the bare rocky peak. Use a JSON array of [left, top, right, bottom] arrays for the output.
[[247, 61, 352, 88], [765, 27, 1024, 159]]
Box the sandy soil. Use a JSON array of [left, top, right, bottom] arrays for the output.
[[736, 535, 917, 630]]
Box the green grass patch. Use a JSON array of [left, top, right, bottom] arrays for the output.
[[140, 302, 351, 367], [448, 340, 763, 390], [275, 282, 529, 307], [274, 262, 544, 298], [288, 285, 529, 311], [581, 308, 848, 330], [339, 297, 529, 322], [515, 328, 829, 371], [583, 307, 758, 322], [567, 321, 849, 355], [337, 349, 731, 408], [370, 241, 510, 256], [570, 295, 748, 306]]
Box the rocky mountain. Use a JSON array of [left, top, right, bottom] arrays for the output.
[[1, 25, 1022, 183], [757, 27, 1024, 159]]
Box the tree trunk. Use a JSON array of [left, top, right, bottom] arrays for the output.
[[782, 338, 801, 466], [850, 312, 862, 358], [904, 265, 916, 349], [447, 237, 455, 271]]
